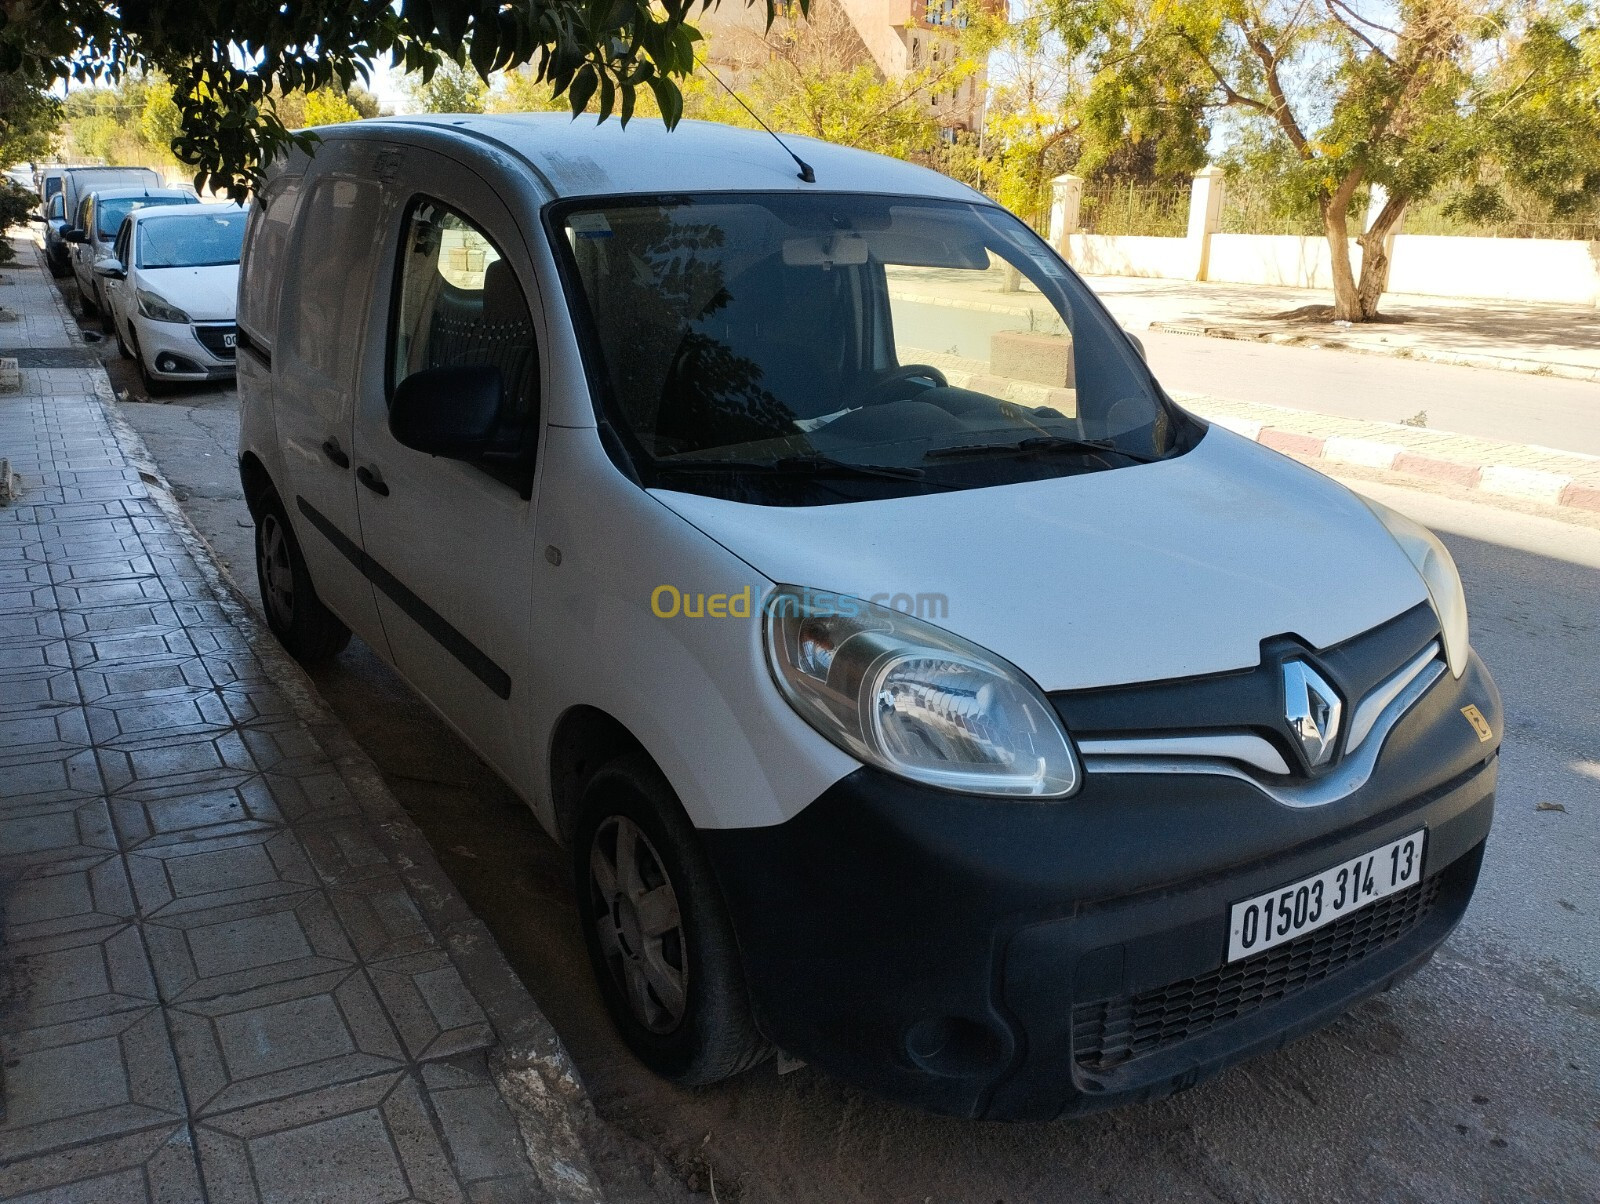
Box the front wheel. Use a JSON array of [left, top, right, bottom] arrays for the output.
[[254, 491, 351, 664], [575, 755, 772, 1086]]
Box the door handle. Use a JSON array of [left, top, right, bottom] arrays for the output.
[[321, 439, 349, 469], [356, 465, 390, 497]]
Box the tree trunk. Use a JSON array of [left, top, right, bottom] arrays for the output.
[[1354, 192, 1409, 320], [1322, 199, 1363, 321]]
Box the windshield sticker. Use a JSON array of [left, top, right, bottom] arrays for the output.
[[569, 212, 613, 238]]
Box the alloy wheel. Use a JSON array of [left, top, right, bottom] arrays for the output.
[[589, 815, 688, 1033], [258, 513, 296, 627]]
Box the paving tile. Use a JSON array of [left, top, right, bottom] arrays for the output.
[[110, 775, 285, 851], [2, 853, 135, 942], [144, 892, 355, 1004], [126, 828, 317, 919], [0, 707, 91, 766], [197, 1072, 466, 1204], [327, 872, 438, 963], [0, 1124, 205, 1203], [0, 663, 82, 718], [0, 1008, 186, 1164], [0, 798, 118, 871], [425, 1059, 543, 1199], [369, 952, 494, 1063], [170, 969, 406, 1116], [76, 657, 217, 706], [0, 748, 103, 809], [0, 923, 157, 1029], [85, 690, 236, 747]]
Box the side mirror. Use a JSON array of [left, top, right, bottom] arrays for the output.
[[61, 227, 85, 243], [27, 213, 46, 224], [389, 365, 505, 461], [93, 258, 125, 280], [1126, 331, 1147, 362]]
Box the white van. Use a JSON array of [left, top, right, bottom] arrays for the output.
[[236, 115, 1500, 1119]]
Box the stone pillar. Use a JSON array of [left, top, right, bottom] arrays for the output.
[[1187, 165, 1225, 281], [1047, 174, 1084, 252]]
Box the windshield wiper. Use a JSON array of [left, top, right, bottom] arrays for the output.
[[656, 453, 935, 483], [923, 435, 1159, 464]]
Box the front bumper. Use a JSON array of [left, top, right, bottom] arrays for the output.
[[133, 315, 236, 381], [701, 650, 1500, 1120]]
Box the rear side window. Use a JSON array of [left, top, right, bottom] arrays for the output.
[[389, 197, 538, 435], [237, 175, 303, 347], [281, 176, 383, 384]]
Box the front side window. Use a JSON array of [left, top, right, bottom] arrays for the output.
[[553, 192, 1195, 506], [390, 198, 539, 448], [137, 211, 247, 269], [47, 194, 63, 221], [75, 196, 92, 233]]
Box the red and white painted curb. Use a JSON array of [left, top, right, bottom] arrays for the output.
[[1204, 414, 1600, 514]]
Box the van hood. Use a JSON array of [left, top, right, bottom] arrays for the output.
[[139, 265, 237, 323], [650, 427, 1430, 692]]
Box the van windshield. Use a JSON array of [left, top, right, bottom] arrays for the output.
[[98, 195, 196, 239], [553, 193, 1196, 506]]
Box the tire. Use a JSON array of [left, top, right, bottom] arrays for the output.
[[254, 490, 351, 664], [115, 321, 132, 359], [47, 250, 69, 278], [574, 755, 772, 1086], [78, 280, 98, 317], [132, 336, 168, 398]]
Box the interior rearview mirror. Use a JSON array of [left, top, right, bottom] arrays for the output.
[[389, 365, 505, 462]]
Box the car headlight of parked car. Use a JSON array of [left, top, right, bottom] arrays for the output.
[[136, 288, 190, 324], [1362, 497, 1469, 677], [764, 586, 1081, 797]]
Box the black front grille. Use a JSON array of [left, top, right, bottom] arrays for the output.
[[194, 324, 236, 359], [1073, 874, 1442, 1072]]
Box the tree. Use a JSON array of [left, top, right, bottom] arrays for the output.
[[1064, 0, 1600, 320], [409, 61, 490, 114], [2, 0, 788, 199], [684, 0, 973, 162], [302, 90, 365, 127], [0, 74, 61, 170]]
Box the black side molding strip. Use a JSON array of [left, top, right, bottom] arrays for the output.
[[294, 496, 513, 700], [236, 327, 271, 370]]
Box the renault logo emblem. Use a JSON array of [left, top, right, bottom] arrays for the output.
[[1283, 661, 1342, 768]]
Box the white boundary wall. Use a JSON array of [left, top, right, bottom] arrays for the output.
[[1048, 172, 1600, 306]]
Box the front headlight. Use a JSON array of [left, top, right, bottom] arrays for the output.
[[764, 586, 1080, 797], [137, 288, 190, 324], [1363, 497, 1469, 677]]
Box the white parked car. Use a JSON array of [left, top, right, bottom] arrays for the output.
[[100, 202, 245, 393], [66, 185, 198, 315], [235, 115, 1501, 1119]]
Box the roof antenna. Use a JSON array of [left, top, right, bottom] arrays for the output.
[[694, 55, 816, 183]]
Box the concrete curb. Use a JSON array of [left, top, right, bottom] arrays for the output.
[[1185, 400, 1600, 514], [36, 260, 614, 1201], [1151, 319, 1600, 385]]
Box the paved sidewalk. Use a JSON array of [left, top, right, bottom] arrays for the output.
[[1083, 275, 1600, 383], [0, 251, 602, 1200]]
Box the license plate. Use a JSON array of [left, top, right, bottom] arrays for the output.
[[222, 332, 237, 348], [1227, 829, 1425, 962]]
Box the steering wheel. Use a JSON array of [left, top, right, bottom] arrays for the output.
[[860, 363, 948, 407]]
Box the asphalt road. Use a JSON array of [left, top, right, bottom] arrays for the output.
[[67, 284, 1599, 1203], [1137, 330, 1600, 457]]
